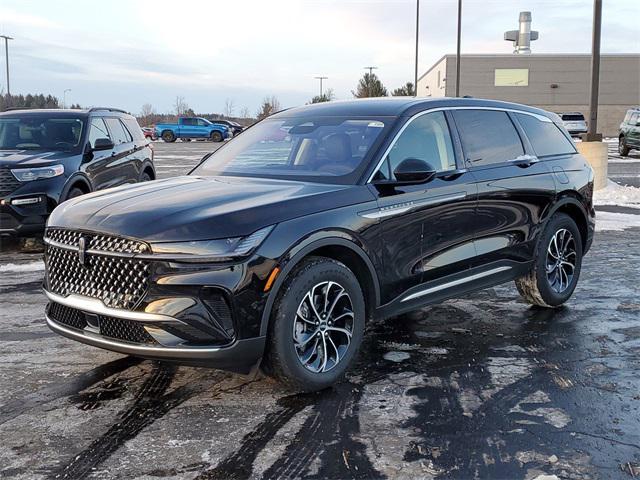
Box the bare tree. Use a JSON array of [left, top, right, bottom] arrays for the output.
[[140, 103, 155, 126], [240, 106, 250, 119], [256, 96, 281, 121], [174, 96, 189, 116], [224, 98, 235, 118]]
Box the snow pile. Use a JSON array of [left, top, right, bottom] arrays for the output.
[[595, 211, 640, 232], [594, 180, 640, 208], [0, 261, 45, 273]]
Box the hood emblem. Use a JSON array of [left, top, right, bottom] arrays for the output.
[[78, 236, 88, 266]]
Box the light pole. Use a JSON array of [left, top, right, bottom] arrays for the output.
[[0, 35, 13, 99], [455, 0, 462, 97], [63, 89, 71, 109], [363, 66, 378, 76], [314, 76, 328, 98], [414, 0, 419, 96], [586, 0, 602, 141]]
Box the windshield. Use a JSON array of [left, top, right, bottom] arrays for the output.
[[0, 115, 85, 151], [192, 116, 389, 184]]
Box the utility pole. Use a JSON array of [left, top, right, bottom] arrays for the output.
[[63, 89, 71, 109], [455, 0, 462, 97], [586, 0, 602, 141], [314, 76, 328, 97], [1, 35, 13, 101], [363, 66, 378, 76], [414, 0, 419, 96]]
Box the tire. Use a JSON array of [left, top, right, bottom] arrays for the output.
[[65, 187, 85, 201], [619, 136, 630, 156], [140, 171, 152, 182], [262, 256, 365, 392], [210, 131, 223, 143], [515, 213, 583, 308], [161, 130, 176, 142]]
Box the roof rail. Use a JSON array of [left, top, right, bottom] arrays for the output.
[[4, 106, 38, 111], [88, 107, 128, 114]]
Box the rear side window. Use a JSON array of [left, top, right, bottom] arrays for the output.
[[105, 118, 131, 145], [515, 113, 576, 157], [453, 110, 524, 166], [122, 118, 145, 141], [88, 118, 111, 148], [561, 114, 585, 121]]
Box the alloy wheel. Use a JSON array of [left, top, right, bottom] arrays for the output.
[[545, 228, 577, 294], [293, 281, 354, 373]]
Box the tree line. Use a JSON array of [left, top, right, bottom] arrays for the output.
[[0, 93, 81, 111]]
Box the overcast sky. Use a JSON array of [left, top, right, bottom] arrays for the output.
[[0, 0, 638, 117]]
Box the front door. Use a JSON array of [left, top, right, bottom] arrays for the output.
[[369, 110, 478, 305]]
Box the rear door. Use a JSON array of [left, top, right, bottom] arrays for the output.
[[121, 117, 147, 179], [368, 110, 478, 305], [451, 109, 556, 272], [103, 117, 137, 186]]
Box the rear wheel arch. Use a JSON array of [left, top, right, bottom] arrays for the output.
[[259, 237, 380, 337], [547, 196, 589, 251], [141, 162, 155, 180]]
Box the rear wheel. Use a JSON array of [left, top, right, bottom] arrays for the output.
[[210, 131, 223, 143], [140, 171, 152, 182], [619, 136, 630, 156], [516, 213, 583, 308], [263, 257, 365, 391], [161, 130, 176, 142]]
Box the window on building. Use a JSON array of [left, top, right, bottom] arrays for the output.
[[453, 110, 524, 166], [516, 113, 576, 157], [494, 68, 529, 86]]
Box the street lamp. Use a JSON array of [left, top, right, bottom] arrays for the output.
[[414, 0, 419, 96], [0, 35, 13, 99], [314, 76, 328, 97], [63, 89, 72, 109], [363, 66, 378, 76], [455, 0, 462, 97]]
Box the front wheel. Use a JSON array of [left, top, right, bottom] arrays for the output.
[[210, 131, 223, 142], [262, 257, 365, 391], [619, 136, 630, 156], [516, 213, 583, 308]]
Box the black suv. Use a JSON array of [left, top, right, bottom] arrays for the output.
[[43, 98, 595, 391], [208, 119, 244, 136], [0, 108, 155, 237]]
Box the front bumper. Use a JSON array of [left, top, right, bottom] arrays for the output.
[[44, 289, 265, 372], [0, 193, 50, 236]]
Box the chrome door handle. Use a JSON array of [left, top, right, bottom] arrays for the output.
[[511, 154, 539, 166]]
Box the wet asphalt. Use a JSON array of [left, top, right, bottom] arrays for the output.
[[0, 141, 639, 479]]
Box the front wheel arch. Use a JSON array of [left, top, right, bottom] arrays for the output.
[[60, 174, 92, 202], [259, 237, 381, 337]]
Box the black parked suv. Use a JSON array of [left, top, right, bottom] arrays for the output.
[[43, 98, 595, 391], [208, 119, 244, 136], [0, 108, 155, 237]]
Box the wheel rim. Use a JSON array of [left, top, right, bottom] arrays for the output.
[[545, 228, 577, 294], [293, 281, 354, 373]]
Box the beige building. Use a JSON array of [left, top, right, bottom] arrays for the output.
[[417, 54, 640, 136]]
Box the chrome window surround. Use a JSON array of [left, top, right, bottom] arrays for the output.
[[366, 106, 552, 183]]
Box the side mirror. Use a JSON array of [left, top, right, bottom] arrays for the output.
[[391, 158, 437, 185], [92, 138, 114, 151]]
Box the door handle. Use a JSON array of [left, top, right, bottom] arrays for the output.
[[511, 155, 539, 167]]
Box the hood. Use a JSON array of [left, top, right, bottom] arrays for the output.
[[0, 149, 76, 168], [48, 175, 372, 242]]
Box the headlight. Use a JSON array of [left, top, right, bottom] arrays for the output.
[[12, 164, 65, 182], [151, 225, 275, 261]]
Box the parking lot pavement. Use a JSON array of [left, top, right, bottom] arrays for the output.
[[152, 140, 222, 179], [606, 139, 640, 188], [1, 142, 639, 479]]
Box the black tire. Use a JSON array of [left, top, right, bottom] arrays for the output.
[[619, 136, 630, 156], [515, 213, 583, 308], [210, 131, 223, 143], [161, 130, 176, 142], [65, 187, 85, 201], [262, 256, 365, 392], [140, 171, 152, 182]]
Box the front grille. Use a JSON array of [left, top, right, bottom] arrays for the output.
[[45, 229, 151, 310], [0, 168, 21, 198], [48, 301, 156, 344]]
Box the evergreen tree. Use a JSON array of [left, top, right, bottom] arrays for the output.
[[309, 88, 335, 104], [392, 82, 415, 96], [352, 73, 388, 98]]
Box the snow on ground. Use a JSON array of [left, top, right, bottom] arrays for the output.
[[594, 180, 640, 208], [595, 211, 640, 232], [0, 261, 45, 273]]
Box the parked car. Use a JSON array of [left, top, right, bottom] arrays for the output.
[[155, 117, 231, 143], [141, 126, 157, 140], [0, 107, 155, 237], [618, 107, 640, 156], [43, 98, 594, 391], [558, 112, 588, 137], [207, 119, 244, 136]]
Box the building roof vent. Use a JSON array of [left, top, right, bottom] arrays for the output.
[[504, 11, 539, 54]]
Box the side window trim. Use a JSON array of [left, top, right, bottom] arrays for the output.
[[366, 106, 551, 182]]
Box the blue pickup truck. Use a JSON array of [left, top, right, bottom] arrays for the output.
[[155, 117, 231, 142]]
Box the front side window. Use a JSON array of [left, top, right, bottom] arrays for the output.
[[377, 111, 456, 181], [516, 113, 576, 157], [182, 118, 196, 126], [192, 116, 389, 184], [88, 118, 111, 148], [197, 118, 210, 126], [0, 115, 84, 152], [453, 110, 524, 166]]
